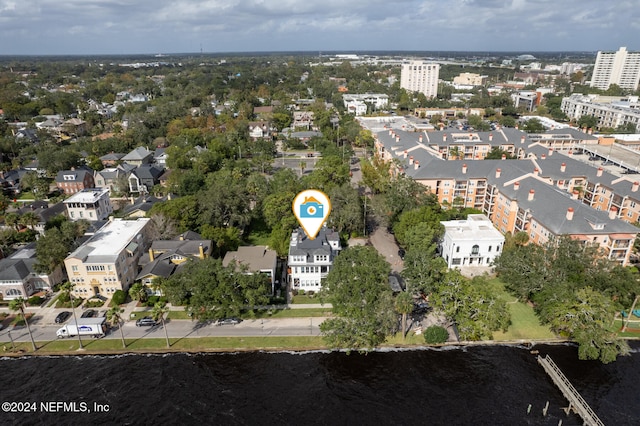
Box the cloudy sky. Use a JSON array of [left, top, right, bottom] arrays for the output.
[[0, 0, 638, 55]]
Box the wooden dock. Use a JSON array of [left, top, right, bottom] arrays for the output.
[[537, 355, 605, 426]]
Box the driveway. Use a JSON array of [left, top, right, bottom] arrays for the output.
[[368, 226, 404, 272]]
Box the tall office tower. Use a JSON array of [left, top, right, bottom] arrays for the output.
[[590, 47, 640, 91], [400, 60, 440, 98]]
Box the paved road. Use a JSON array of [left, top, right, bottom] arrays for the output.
[[0, 316, 327, 346]]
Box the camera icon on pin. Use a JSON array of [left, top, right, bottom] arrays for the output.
[[300, 197, 324, 218]]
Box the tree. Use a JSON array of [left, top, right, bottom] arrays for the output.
[[9, 297, 37, 351], [542, 287, 629, 364], [320, 246, 396, 351], [111, 290, 127, 306], [151, 302, 171, 348], [394, 291, 414, 340], [163, 258, 270, 321], [35, 227, 72, 274], [485, 146, 515, 160], [577, 115, 598, 130], [423, 325, 449, 344], [19, 211, 39, 231], [327, 184, 363, 235], [522, 118, 545, 133], [106, 306, 126, 348], [129, 282, 148, 303]]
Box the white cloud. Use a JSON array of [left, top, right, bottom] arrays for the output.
[[0, 0, 637, 54]]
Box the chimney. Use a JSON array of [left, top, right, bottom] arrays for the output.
[[567, 151, 573, 156], [588, 128, 593, 135], [489, 133, 493, 141], [515, 124, 519, 130], [395, 135, 400, 143], [403, 150, 408, 158], [149, 248, 155, 262], [566, 207, 574, 220], [582, 127, 587, 133], [409, 156, 414, 165], [561, 163, 566, 172], [389, 129, 393, 136], [419, 134, 423, 143], [548, 148, 553, 156], [199, 243, 205, 259], [633, 181, 639, 192], [597, 167, 603, 177], [541, 154, 546, 160], [501, 154, 506, 160], [514, 181, 520, 191], [571, 190, 579, 199], [439, 123, 444, 131], [528, 189, 535, 201], [414, 161, 420, 170], [609, 206, 618, 220], [533, 168, 539, 175], [495, 168, 501, 178], [462, 163, 467, 174], [520, 136, 525, 144], [443, 133, 447, 142]]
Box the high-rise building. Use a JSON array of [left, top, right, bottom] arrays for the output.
[[590, 47, 640, 91], [400, 60, 440, 98]]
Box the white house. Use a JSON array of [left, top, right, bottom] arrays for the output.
[[439, 214, 504, 269], [63, 188, 113, 221], [287, 227, 341, 292]]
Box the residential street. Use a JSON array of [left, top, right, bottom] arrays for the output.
[[368, 226, 404, 272]]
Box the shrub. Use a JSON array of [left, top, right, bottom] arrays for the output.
[[85, 299, 105, 308], [306, 291, 315, 297], [423, 325, 449, 344], [27, 296, 45, 306], [299, 290, 306, 296], [291, 289, 299, 296], [145, 295, 160, 307], [111, 290, 126, 306]]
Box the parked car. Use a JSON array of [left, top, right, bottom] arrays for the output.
[[136, 317, 157, 327], [55, 311, 72, 324], [81, 309, 97, 318], [216, 318, 242, 326]]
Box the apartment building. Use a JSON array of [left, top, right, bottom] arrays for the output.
[[590, 47, 640, 91], [63, 188, 113, 221], [374, 128, 640, 265], [560, 94, 640, 132], [64, 218, 152, 298], [400, 60, 440, 98], [287, 227, 341, 292], [452, 73, 487, 86]]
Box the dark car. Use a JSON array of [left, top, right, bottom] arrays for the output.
[[81, 309, 97, 318], [216, 318, 242, 326], [588, 156, 598, 161], [55, 311, 72, 323], [136, 317, 157, 327], [623, 169, 639, 174]]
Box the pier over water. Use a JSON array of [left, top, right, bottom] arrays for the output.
[[537, 354, 605, 426]]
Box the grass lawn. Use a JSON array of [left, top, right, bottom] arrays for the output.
[[244, 217, 271, 246], [485, 278, 555, 341], [7, 336, 327, 354], [291, 295, 325, 305]]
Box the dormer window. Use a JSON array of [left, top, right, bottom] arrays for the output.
[[63, 174, 76, 181]]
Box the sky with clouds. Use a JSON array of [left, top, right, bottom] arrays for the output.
[[0, 0, 638, 55]]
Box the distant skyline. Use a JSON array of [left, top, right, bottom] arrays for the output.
[[1, 0, 638, 56]]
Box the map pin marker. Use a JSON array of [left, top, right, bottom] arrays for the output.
[[292, 189, 332, 240]]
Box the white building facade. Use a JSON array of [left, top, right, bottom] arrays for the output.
[[400, 60, 440, 98], [63, 188, 113, 221], [288, 227, 341, 293], [439, 214, 504, 268], [590, 47, 640, 91]]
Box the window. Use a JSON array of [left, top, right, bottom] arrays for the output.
[[456, 246, 460, 253], [488, 246, 492, 252], [87, 265, 105, 272], [72, 265, 78, 272], [452, 258, 461, 265], [471, 245, 479, 255]]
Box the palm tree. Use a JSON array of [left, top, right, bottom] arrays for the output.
[[394, 291, 414, 340], [151, 302, 170, 348], [9, 297, 37, 351], [4, 212, 20, 231], [61, 281, 83, 349], [129, 282, 148, 304], [448, 146, 461, 160], [106, 306, 126, 348], [19, 211, 40, 231]]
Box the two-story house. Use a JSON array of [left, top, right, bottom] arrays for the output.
[[55, 167, 95, 194], [287, 227, 341, 292], [129, 165, 164, 194]]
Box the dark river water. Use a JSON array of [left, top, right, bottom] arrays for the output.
[[1, 342, 639, 425]]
